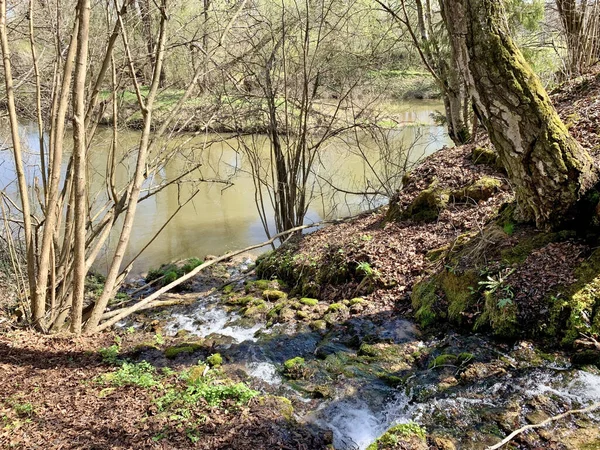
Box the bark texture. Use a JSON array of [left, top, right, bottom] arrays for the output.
[[440, 0, 597, 227]]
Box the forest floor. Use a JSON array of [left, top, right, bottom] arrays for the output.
[[1, 69, 600, 449]]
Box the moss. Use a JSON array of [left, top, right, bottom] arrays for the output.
[[349, 297, 365, 306], [411, 277, 442, 328], [471, 146, 499, 166], [258, 396, 294, 420], [402, 181, 450, 222], [282, 357, 309, 379], [310, 320, 327, 331], [146, 257, 203, 288], [367, 422, 427, 449], [222, 284, 234, 294], [164, 343, 204, 359], [426, 245, 449, 262], [187, 365, 208, 382], [553, 248, 600, 345], [296, 311, 309, 320], [327, 302, 347, 313], [262, 289, 287, 301], [439, 270, 479, 323], [283, 357, 305, 370], [475, 291, 518, 338], [358, 343, 381, 358], [452, 177, 501, 202], [206, 353, 223, 367], [300, 297, 319, 306], [428, 354, 458, 368], [245, 279, 276, 293], [500, 230, 575, 265], [227, 295, 258, 306], [267, 302, 285, 320]]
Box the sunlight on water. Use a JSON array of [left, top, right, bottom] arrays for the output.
[[314, 393, 411, 450], [165, 297, 265, 343]]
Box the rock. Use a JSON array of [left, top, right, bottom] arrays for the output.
[[263, 289, 287, 301], [300, 297, 319, 306], [310, 320, 327, 331], [430, 436, 456, 450]]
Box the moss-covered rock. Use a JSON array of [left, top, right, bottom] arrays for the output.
[[164, 343, 204, 359], [389, 180, 450, 223], [367, 422, 427, 450], [471, 146, 499, 166], [412, 277, 442, 328], [452, 177, 502, 203], [327, 303, 347, 313], [310, 320, 327, 331], [262, 289, 287, 301], [300, 297, 319, 306], [282, 357, 309, 379]]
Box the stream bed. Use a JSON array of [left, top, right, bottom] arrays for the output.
[[126, 260, 600, 449]]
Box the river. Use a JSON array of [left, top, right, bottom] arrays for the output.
[[0, 100, 450, 275]]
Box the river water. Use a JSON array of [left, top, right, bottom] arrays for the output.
[[0, 100, 450, 275]]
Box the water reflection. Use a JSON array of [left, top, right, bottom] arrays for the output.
[[0, 101, 451, 275]]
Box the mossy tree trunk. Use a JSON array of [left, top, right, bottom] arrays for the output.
[[440, 0, 597, 228]]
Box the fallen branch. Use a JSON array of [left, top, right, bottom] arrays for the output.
[[94, 212, 370, 332], [486, 402, 600, 450]]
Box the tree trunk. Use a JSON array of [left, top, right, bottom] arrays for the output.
[[71, 0, 91, 334], [440, 0, 597, 228]]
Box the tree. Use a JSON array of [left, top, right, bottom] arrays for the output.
[[440, 0, 597, 228], [555, 0, 600, 76], [0, 0, 237, 333], [378, 0, 473, 145]]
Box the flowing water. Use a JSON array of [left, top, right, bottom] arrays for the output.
[[149, 267, 600, 449], [0, 100, 450, 275]]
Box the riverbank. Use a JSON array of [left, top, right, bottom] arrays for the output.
[[1, 71, 600, 449]]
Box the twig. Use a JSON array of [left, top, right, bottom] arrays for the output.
[[486, 402, 600, 450]]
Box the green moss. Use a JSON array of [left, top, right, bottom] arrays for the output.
[[228, 295, 258, 306], [349, 297, 365, 306], [300, 297, 319, 306], [222, 284, 234, 294], [411, 277, 442, 328], [245, 279, 271, 292], [367, 422, 427, 449], [283, 357, 305, 370], [207, 353, 223, 367], [475, 291, 518, 338], [282, 357, 308, 379], [267, 302, 285, 320], [296, 311, 309, 320], [553, 248, 600, 345], [402, 181, 450, 222], [164, 343, 204, 359], [452, 177, 502, 202], [327, 303, 347, 313], [310, 320, 327, 331], [262, 289, 287, 301], [146, 257, 203, 287], [428, 354, 458, 368], [500, 230, 575, 265], [471, 146, 499, 166], [439, 270, 478, 323]]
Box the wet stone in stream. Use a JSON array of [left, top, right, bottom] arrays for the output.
[[126, 265, 600, 450]]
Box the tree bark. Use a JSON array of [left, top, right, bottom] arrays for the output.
[[440, 0, 597, 228], [71, 0, 91, 334]]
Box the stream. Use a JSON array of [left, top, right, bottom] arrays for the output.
[[131, 261, 600, 450]]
